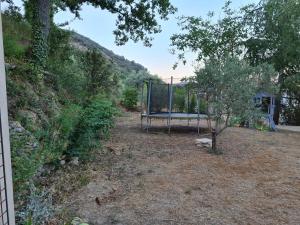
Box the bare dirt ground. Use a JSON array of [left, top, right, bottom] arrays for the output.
[[63, 112, 300, 225]]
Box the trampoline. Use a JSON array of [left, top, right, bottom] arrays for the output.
[[140, 77, 210, 134]]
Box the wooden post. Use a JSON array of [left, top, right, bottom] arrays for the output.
[[0, 6, 16, 224]]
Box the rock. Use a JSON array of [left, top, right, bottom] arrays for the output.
[[71, 217, 89, 225], [16, 109, 43, 132], [70, 157, 79, 166], [9, 121, 25, 133], [60, 160, 66, 166], [195, 138, 212, 148], [32, 142, 38, 148]]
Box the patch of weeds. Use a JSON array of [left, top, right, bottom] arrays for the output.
[[17, 183, 54, 225], [78, 174, 90, 186], [208, 147, 223, 155]]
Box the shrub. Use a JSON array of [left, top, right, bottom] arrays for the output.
[[41, 104, 83, 162], [189, 95, 197, 113], [17, 183, 54, 225], [3, 34, 26, 59], [173, 88, 185, 112], [122, 87, 138, 110], [68, 96, 118, 159]]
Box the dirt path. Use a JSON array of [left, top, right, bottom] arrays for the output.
[[65, 112, 300, 225]]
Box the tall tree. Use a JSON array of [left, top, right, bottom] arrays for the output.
[[23, 0, 176, 68], [242, 0, 300, 124], [170, 1, 247, 67]]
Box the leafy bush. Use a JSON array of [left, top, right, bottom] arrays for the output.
[[41, 104, 83, 162], [2, 9, 31, 60], [173, 88, 185, 112], [122, 87, 138, 110], [189, 95, 197, 113], [68, 96, 118, 159], [3, 34, 26, 59]]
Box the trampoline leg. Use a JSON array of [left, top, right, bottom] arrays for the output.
[[146, 117, 149, 133], [141, 116, 143, 129], [168, 118, 171, 135], [197, 119, 200, 135]]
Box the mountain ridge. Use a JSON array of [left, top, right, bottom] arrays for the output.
[[71, 31, 148, 73]]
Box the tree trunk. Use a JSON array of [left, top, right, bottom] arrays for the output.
[[32, 0, 51, 68], [274, 94, 281, 125], [211, 128, 216, 153]]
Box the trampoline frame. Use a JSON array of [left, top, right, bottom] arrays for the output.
[[140, 77, 210, 134]]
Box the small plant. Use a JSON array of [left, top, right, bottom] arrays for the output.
[[17, 183, 54, 225], [122, 87, 138, 110]]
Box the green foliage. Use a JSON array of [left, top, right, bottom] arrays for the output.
[[189, 95, 197, 113], [17, 183, 54, 224], [122, 87, 138, 110], [3, 34, 26, 59], [10, 128, 42, 193], [255, 122, 270, 132], [41, 104, 83, 162], [195, 57, 276, 131], [2, 9, 31, 60], [83, 49, 120, 97], [124, 70, 159, 87], [68, 96, 118, 159], [59, 0, 176, 46], [199, 98, 207, 114], [173, 88, 185, 112], [171, 1, 246, 65]]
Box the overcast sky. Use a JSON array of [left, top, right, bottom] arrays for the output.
[[2, 0, 259, 79]]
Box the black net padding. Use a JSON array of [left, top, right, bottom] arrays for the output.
[[172, 86, 199, 113], [144, 80, 208, 115], [149, 83, 169, 113], [172, 85, 186, 113]]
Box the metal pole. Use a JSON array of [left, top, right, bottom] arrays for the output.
[[197, 92, 200, 135], [146, 80, 152, 132], [187, 86, 190, 126], [140, 82, 144, 129], [168, 77, 173, 134], [0, 6, 16, 224], [167, 84, 170, 127]]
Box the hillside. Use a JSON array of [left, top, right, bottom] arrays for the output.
[[2, 10, 158, 224], [71, 32, 147, 73]]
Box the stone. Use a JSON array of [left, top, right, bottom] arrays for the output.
[[60, 160, 66, 166], [71, 157, 79, 166], [9, 121, 25, 133], [195, 138, 212, 148]]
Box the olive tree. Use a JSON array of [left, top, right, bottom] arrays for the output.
[[195, 57, 276, 153]]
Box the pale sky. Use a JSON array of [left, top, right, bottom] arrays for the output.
[[3, 0, 259, 79]]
